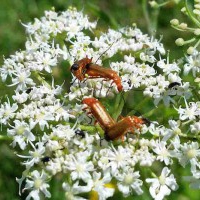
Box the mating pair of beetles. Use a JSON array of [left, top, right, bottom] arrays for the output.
[[70, 57, 149, 141]]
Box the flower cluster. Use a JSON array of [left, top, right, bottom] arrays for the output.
[[0, 6, 200, 200]]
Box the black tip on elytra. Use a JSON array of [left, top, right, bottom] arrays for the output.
[[142, 117, 151, 126]]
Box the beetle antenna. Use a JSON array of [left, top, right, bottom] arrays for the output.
[[70, 77, 77, 85], [64, 40, 76, 62], [95, 38, 120, 64]]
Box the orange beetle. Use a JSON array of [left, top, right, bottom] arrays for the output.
[[70, 56, 92, 81], [71, 57, 123, 92], [105, 116, 145, 141], [82, 97, 146, 141], [82, 97, 115, 131]]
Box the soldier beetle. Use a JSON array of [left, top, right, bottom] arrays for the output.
[[105, 116, 145, 141], [70, 56, 123, 92], [82, 97, 115, 131], [70, 57, 92, 81], [82, 97, 146, 141]]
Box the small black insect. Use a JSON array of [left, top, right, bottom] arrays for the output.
[[75, 129, 85, 138], [127, 79, 132, 87], [26, 87, 33, 94], [168, 82, 181, 89], [41, 156, 51, 163]]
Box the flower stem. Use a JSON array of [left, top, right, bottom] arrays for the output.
[[113, 92, 128, 121], [142, 0, 159, 37], [64, 122, 104, 135], [185, 0, 200, 28], [0, 135, 12, 141]]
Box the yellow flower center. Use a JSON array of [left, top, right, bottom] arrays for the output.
[[34, 179, 42, 189], [187, 149, 196, 159]]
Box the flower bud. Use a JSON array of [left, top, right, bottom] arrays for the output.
[[194, 4, 200, 9], [193, 9, 200, 15], [170, 19, 179, 26], [187, 46, 195, 55], [194, 28, 200, 35], [149, 1, 158, 8], [181, 7, 186, 13], [175, 38, 184, 46], [178, 23, 187, 30]]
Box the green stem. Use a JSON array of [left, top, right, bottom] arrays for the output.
[[142, 0, 160, 37], [143, 104, 161, 118], [179, 133, 200, 140], [151, 5, 159, 37], [185, 0, 200, 28], [183, 37, 196, 44], [0, 135, 12, 141], [113, 92, 128, 121], [172, 25, 196, 32], [33, 71, 51, 88], [64, 122, 104, 135], [194, 38, 200, 48], [142, 0, 151, 35], [78, 124, 104, 135], [158, 1, 171, 8]]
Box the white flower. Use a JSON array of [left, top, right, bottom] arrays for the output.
[[184, 50, 200, 76], [16, 169, 30, 195], [190, 121, 200, 134], [86, 171, 115, 200], [12, 91, 29, 103], [96, 149, 111, 171], [49, 100, 73, 121], [23, 170, 51, 200], [33, 51, 57, 73], [46, 157, 63, 175], [73, 132, 95, 150], [29, 107, 54, 131], [146, 167, 178, 200], [0, 99, 18, 125], [176, 100, 199, 121], [63, 151, 94, 182], [9, 68, 35, 91], [106, 145, 132, 174], [157, 58, 180, 74], [17, 142, 45, 168], [151, 141, 172, 165], [162, 120, 181, 141], [7, 120, 35, 150], [135, 146, 155, 166], [115, 167, 143, 196], [183, 176, 200, 189], [62, 182, 88, 200], [178, 142, 200, 168]]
